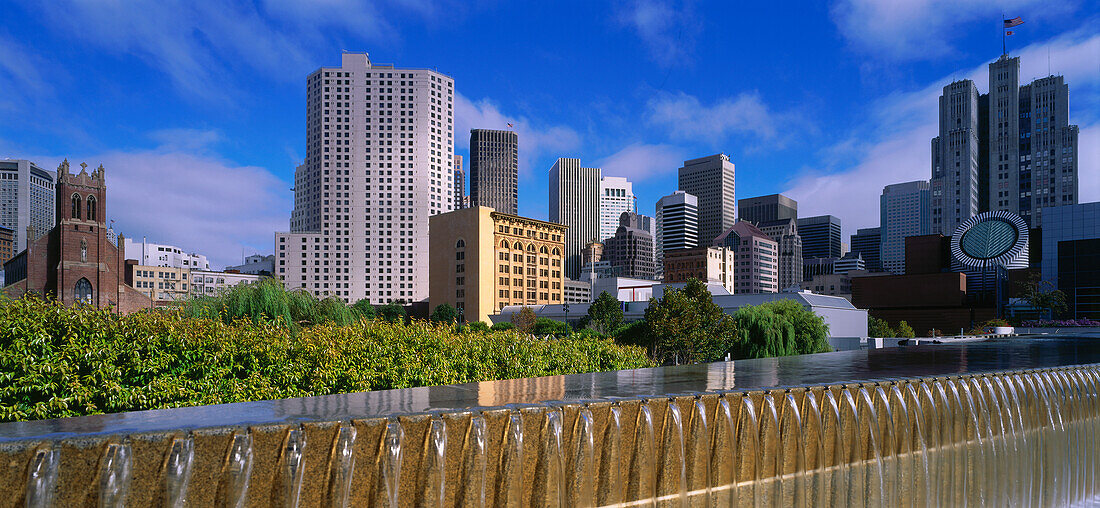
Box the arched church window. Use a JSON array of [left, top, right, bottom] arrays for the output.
[[71, 194, 81, 219], [87, 196, 97, 221], [75, 278, 93, 305]]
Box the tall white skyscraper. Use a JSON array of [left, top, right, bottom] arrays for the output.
[[880, 181, 931, 274], [549, 158, 600, 279], [655, 190, 699, 280], [598, 176, 634, 242], [0, 159, 55, 253], [678, 154, 736, 245], [276, 52, 454, 303]]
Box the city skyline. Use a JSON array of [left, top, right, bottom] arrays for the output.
[[0, 2, 1097, 268]]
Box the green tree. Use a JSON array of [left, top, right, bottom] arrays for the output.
[[378, 302, 406, 323], [732, 304, 795, 359], [643, 279, 738, 364], [464, 321, 490, 333], [586, 291, 624, 334], [511, 306, 537, 333], [531, 318, 571, 336], [1017, 273, 1067, 320], [896, 320, 916, 338], [762, 300, 832, 354], [430, 303, 459, 323], [351, 299, 375, 320], [868, 316, 894, 338]]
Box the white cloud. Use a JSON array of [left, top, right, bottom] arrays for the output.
[[453, 94, 581, 175], [646, 91, 786, 145], [597, 143, 686, 181], [147, 129, 224, 153], [830, 0, 1076, 60], [785, 29, 1100, 238], [616, 0, 698, 66], [27, 145, 290, 269]]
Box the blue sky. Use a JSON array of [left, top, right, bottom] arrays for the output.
[[1, 0, 1097, 268]]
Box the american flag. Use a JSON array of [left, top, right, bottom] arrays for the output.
[[1004, 17, 1024, 28]]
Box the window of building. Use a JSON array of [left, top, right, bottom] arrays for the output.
[[75, 278, 93, 305]]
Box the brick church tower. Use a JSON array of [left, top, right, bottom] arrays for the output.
[[3, 160, 150, 312]]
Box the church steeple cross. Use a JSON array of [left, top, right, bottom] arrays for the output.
[[80, 162, 88, 172]]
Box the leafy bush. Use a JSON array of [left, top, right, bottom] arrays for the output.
[[531, 318, 571, 336], [490, 321, 515, 332], [1021, 318, 1100, 327], [377, 302, 406, 323], [868, 316, 894, 338], [430, 303, 458, 323], [895, 320, 916, 338], [511, 307, 537, 333], [351, 299, 375, 319], [465, 321, 490, 333], [612, 321, 647, 348], [731, 301, 832, 359], [643, 279, 737, 364], [0, 296, 652, 422]]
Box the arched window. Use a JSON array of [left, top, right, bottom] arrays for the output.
[[527, 244, 535, 252], [86, 196, 97, 221], [540, 246, 548, 254], [74, 278, 93, 305], [513, 242, 522, 250], [455, 239, 465, 249], [500, 240, 509, 249], [553, 248, 560, 256], [71, 194, 81, 219]]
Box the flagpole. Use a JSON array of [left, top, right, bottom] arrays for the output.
[[1002, 12, 1006, 55]]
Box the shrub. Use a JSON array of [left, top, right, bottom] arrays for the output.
[[430, 303, 458, 323], [490, 321, 515, 332], [612, 320, 647, 349], [895, 320, 916, 338], [643, 279, 737, 364], [465, 321, 490, 333], [868, 317, 894, 338], [378, 302, 406, 323], [531, 318, 571, 336], [351, 299, 375, 319], [0, 296, 653, 422], [731, 301, 832, 359]]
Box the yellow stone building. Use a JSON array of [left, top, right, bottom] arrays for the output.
[[429, 206, 566, 323], [129, 264, 190, 304]]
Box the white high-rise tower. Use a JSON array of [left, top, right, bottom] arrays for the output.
[[276, 52, 454, 303]]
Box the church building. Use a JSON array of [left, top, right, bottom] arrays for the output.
[[3, 160, 151, 313]]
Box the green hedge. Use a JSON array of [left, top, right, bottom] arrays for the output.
[[0, 297, 652, 422]]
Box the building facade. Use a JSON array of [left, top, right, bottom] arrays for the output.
[[850, 227, 882, 272], [2, 160, 150, 313], [678, 154, 736, 245], [0, 159, 56, 254], [453, 154, 465, 210], [129, 264, 190, 304], [931, 80, 981, 235], [469, 129, 518, 214], [275, 52, 454, 303], [881, 181, 932, 274], [227, 254, 275, 276], [755, 218, 803, 290], [797, 215, 843, 260], [655, 190, 699, 280], [0, 226, 12, 265], [1041, 202, 1100, 319], [663, 246, 736, 294], [549, 158, 600, 280], [598, 176, 635, 242], [190, 270, 264, 297], [123, 238, 211, 270], [563, 279, 592, 304], [738, 193, 797, 224], [714, 221, 780, 294], [603, 212, 656, 280], [428, 206, 566, 323]]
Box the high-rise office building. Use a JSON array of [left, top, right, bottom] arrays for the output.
[[738, 194, 797, 224], [880, 181, 932, 274], [0, 160, 56, 253], [276, 52, 454, 303], [714, 221, 780, 294], [655, 190, 699, 280], [453, 154, 465, 210], [549, 158, 600, 279], [678, 154, 736, 245], [932, 54, 1079, 232], [931, 80, 981, 235], [850, 227, 882, 272], [469, 129, 518, 215], [755, 218, 803, 289], [598, 176, 635, 242], [603, 212, 656, 280], [797, 215, 842, 260]]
